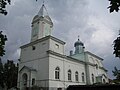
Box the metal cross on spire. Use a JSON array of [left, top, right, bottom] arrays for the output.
[[38, 0, 49, 17], [43, 0, 45, 4], [78, 35, 80, 40]]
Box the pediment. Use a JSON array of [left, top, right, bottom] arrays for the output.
[[19, 66, 37, 72]]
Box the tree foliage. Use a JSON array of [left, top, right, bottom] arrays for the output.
[[0, 58, 4, 88], [113, 35, 120, 58], [0, 0, 40, 15], [0, 31, 7, 57], [0, 60, 18, 89], [108, 0, 120, 13], [112, 67, 120, 80], [1, 0, 120, 14], [0, 0, 11, 15], [112, 67, 120, 84], [4, 60, 18, 89]]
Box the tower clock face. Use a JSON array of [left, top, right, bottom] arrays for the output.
[[32, 24, 39, 37]]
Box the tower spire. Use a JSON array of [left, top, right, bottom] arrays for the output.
[[38, 0, 48, 17], [31, 1, 53, 42]]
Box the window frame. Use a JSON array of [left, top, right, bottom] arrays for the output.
[[32, 78, 35, 86], [55, 67, 60, 80], [32, 46, 36, 50], [82, 72, 85, 82], [75, 71, 79, 82], [55, 44, 59, 49], [68, 69, 72, 81], [92, 74, 94, 83]]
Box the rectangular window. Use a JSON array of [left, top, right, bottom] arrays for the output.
[[32, 78, 35, 85], [75, 75, 78, 82], [75, 72, 79, 82], [82, 75, 84, 82], [82, 73, 85, 82], [55, 71, 59, 79], [32, 46, 36, 50], [68, 73, 71, 81], [92, 74, 94, 83], [55, 44, 59, 49], [55, 67, 60, 80]]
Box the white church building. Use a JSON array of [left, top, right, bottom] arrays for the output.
[[17, 3, 108, 90]]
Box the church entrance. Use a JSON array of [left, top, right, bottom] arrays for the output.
[[22, 73, 28, 90]]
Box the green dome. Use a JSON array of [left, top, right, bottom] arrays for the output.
[[74, 39, 84, 47]]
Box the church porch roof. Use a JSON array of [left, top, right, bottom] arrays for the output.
[[19, 66, 37, 72]]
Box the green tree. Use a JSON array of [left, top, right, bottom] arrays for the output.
[[0, 0, 39, 15], [112, 67, 120, 84], [112, 67, 120, 80], [108, 0, 120, 13], [0, 58, 4, 88], [0, 0, 11, 15], [113, 32, 120, 58], [0, 31, 7, 57], [4, 60, 18, 89]]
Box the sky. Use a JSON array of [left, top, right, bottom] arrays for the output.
[[0, 0, 120, 79]]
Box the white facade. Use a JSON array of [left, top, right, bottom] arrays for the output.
[[17, 4, 108, 90]]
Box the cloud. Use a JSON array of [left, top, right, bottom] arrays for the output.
[[0, 0, 120, 79]]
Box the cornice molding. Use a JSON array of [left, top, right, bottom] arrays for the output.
[[20, 35, 65, 49]]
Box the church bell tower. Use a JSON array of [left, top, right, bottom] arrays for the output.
[[31, 3, 53, 42]]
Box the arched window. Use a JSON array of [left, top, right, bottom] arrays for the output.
[[55, 67, 60, 79], [92, 74, 94, 83], [22, 73, 28, 86], [82, 72, 85, 82], [68, 70, 72, 81], [75, 71, 79, 82]]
